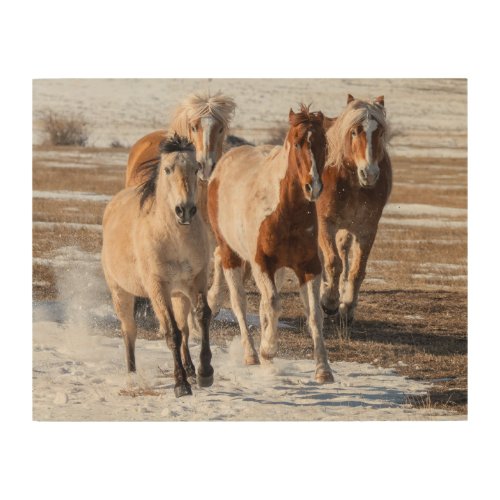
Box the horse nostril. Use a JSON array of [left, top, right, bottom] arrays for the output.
[[360, 170, 367, 179], [196, 162, 203, 171], [190, 206, 197, 217], [175, 205, 184, 217], [305, 183, 313, 193]]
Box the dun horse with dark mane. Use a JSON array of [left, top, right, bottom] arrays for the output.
[[102, 135, 214, 398]]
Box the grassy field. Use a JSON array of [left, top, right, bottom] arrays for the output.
[[32, 145, 467, 414]]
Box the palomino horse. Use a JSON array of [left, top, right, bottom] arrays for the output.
[[125, 92, 236, 187], [102, 135, 214, 398], [317, 94, 392, 326], [208, 105, 334, 384]]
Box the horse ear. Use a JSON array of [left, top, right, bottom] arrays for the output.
[[289, 108, 295, 122], [374, 95, 385, 107], [323, 115, 336, 131], [347, 94, 355, 104]]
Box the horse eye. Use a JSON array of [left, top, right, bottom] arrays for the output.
[[295, 142, 301, 149], [219, 127, 223, 133], [191, 125, 197, 132], [351, 129, 356, 137], [164, 167, 171, 175]]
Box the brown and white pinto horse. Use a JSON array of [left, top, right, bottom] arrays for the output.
[[208, 105, 334, 384], [317, 94, 392, 326]]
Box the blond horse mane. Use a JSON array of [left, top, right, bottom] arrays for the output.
[[326, 98, 389, 167], [169, 92, 236, 138]]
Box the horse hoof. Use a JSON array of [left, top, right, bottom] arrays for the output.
[[315, 370, 334, 384], [197, 373, 214, 387], [245, 353, 260, 365], [174, 383, 192, 398]]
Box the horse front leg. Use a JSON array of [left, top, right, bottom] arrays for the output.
[[318, 218, 344, 316], [172, 295, 197, 383], [296, 265, 334, 384], [252, 264, 280, 362], [341, 231, 376, 325], [148, 284, 191, 398]]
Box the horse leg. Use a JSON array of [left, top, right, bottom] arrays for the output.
[[318, 219, 343, 316], [341, 231, 376, 324], [223, 264, 260, 365], [252, 265, 280, 362], [109, 285, 137, 373], [148, 284, 191, 398], [207, 246, 226, 317], [193, 290, 214, 387], [296, 266, 334, 384], [172, 295, 196, 383], [337, 229, 353, 306]]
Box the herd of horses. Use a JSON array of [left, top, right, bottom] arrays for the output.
[[101, 92, 392, 397]]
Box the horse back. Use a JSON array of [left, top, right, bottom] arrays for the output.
[[125, 130, 167, 187]]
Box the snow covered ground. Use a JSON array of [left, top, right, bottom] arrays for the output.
[[32, 246, 463, 421]]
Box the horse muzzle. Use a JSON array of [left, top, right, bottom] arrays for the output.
[[304, 180, 323, 201], [175, 203, 197, 225], [358, 164, 380, 188]]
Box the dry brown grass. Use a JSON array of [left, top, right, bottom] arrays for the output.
[[41, 111, 89, 146], [32, 147, 468, 415]]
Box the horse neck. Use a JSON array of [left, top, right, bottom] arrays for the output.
[[197, 180, 210, 225], [277, 155, 315, 220]]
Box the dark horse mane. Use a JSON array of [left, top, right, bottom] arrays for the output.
[[137, 134, 194, 209]]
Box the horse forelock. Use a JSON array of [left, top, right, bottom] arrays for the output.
[[326, 98, 389, 167], [169, 92, 236, 137], [289, 104, 323, 128]]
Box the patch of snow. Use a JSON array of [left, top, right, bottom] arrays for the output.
[[33, 221, 102, 231], [33, 190, 112, 202], [384, 203, 466, 218], [381, 218, 467, 229]]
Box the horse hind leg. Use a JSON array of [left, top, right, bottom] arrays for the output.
[[110, 286, 137, 373], [193, 291, 214, 387]]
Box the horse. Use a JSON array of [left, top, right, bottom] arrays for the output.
[[316, 94, 392, 327], [125, 92, 237, 336], [207, 105, 334, 384], [102, 134, 214, 398]]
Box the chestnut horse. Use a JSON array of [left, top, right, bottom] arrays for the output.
[[317, 94, 392, 326], [208, 105, 334, 384], [102, 135, 214, 398]]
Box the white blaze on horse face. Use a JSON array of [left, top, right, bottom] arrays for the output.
[[198, 116, 216, 180], [307, 131, 322, 199], [357, 117, 380, 187]]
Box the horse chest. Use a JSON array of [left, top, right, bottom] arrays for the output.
[[258, 210, 317, 266]]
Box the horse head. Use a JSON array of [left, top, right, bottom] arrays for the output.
[[344, 94, 386, 188], [160, 134, 199, 224], [287, 105, 327, 202], [171, 92, 236, 181]]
